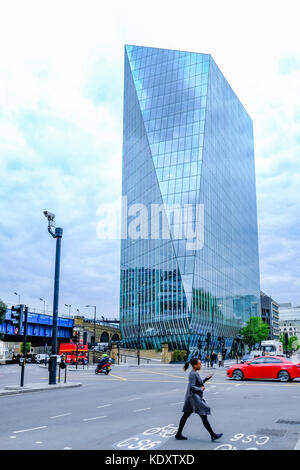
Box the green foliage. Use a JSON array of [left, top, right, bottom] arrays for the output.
[[240, 316, 269, 350], [172, 350, 186, 361], [280, 333, 300, 352], [20, 342, 31, 354], [0, 299, 7, 324]]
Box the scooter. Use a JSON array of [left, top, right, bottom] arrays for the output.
[[95, 361, 111, 375]]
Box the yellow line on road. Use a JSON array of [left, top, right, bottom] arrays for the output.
[[109, 373, 128, 381], [136, 369, 187, 380]]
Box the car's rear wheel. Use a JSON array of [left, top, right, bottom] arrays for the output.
[[278, 370, 290, 382], [232, 369, 244, 381]]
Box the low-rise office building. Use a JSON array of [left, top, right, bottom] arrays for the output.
[[260, 291, 280, 340]]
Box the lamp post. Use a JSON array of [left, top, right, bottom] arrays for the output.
[[86, 305, 97, 364], [14, 292, 20, 305], [65, 304, 71, 318], [43, 210, 63, 385], [40, 298, 46, 315]]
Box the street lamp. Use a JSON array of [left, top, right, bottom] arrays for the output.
[[40, 298, 46, 315], [86, 305, 97, 364], [43, 210, 63, 385], [65, 304, 71, 318], [14, 292, 20, 305]]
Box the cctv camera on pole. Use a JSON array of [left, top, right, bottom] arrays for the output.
[[43, 210, 63, 385]]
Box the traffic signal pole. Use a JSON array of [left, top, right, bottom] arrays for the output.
[[49, 227, 63, 385], [20, 306, 28, 387]]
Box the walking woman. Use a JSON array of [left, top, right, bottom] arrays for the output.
[[175, 357, 223, 441]]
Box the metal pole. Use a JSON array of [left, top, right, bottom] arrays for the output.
[[137, 289, 141, 366], [93, 306, 96, 365], [49, 227, 63, 385], [76, 336, 79, 370], [20, 306, 27, 387]]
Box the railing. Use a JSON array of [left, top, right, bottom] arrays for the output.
[[119, 354, 152, 365]]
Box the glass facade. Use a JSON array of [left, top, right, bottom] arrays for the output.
[[120, 45, 260, 353]]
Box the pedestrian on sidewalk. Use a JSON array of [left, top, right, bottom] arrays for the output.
[[210, 350, 217, 368], [218, 352, 222, 368], [175, 357, 223, 442], [205, 353, 210, 368]]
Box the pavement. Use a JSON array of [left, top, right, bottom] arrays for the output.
[[0, 362, 300, 450], [0, 382, 82, 396]]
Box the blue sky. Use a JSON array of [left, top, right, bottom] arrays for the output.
[[0, 0, 300, 319]]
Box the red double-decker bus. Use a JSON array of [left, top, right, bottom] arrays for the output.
[[59, 341, 88, 365]]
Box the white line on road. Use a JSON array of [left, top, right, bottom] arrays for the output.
[[9, 436, 16, 439], [13, 426, 47, 434], [96, 404, 112, 409], [50, 413, 72, 419], [170, 402, 184, 406], [128, 397, 142, 401], [294, 436, 300, 450], [133, 408, 151, 413], [83, 416, 107, 421]]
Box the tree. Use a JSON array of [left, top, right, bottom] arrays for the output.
[[280, 333, 300, 352], [20, 342, 31, 355], [240, 316, 269, 351], [0, 299, 7, 324], [0, 299, 7, 340]]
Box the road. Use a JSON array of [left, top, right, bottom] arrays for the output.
[[0, 363, 300, 450]]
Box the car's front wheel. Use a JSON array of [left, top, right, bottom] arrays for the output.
[[232, 369, 244, 381], [278, 370, 290, 382]]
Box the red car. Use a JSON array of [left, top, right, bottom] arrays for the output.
[[227, 356, 300, 382]]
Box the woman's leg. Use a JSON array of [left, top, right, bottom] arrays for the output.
[[199, 415, 215, 438], [176, 411, 192, 438]]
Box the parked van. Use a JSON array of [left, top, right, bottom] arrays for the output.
[[35, 354, 50, 364]]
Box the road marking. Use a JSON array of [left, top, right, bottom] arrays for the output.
[[96, 404, 112, 409], [35, 441, 43, 444], [213, 392, 220, 394], [133, 408, 151, 413], [210, 385, 216, 388], [9, 436, 16, 439], [137, 369, 187, 380], [294, 436, 300, 450], [63, 447, 72, 450], [109, 374, 127, 381], [128, 397, 142, 401], [170, 402, 184, 406], [13, 426, 47, 434], [83, 416, 107, 421], [50, 413, 72, 419]]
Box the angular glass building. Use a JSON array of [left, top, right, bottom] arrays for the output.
[[120, 45, 260, 353]]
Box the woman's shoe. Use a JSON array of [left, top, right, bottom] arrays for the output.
[[175, 434, 188, 440], [211, 433, 223, 441]]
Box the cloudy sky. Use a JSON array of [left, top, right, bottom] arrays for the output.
[[0, 0, 300, 319]]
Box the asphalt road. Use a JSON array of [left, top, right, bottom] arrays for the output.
[[0, 363, 300, 450]]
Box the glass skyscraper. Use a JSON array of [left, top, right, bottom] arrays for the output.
[[120, 45, 260, 353]]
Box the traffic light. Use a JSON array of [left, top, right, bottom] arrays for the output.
[[83, 332, 88, 345], [11, 305, 23, 330], [72, 331, 80, 344]]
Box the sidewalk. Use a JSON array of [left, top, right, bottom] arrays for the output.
[[0, 382, 82, 397]]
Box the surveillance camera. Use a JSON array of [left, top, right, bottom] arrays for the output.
[[43, 210, 55, 220]]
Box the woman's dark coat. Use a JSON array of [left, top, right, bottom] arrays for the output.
[[182, 369, 211, 415]]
